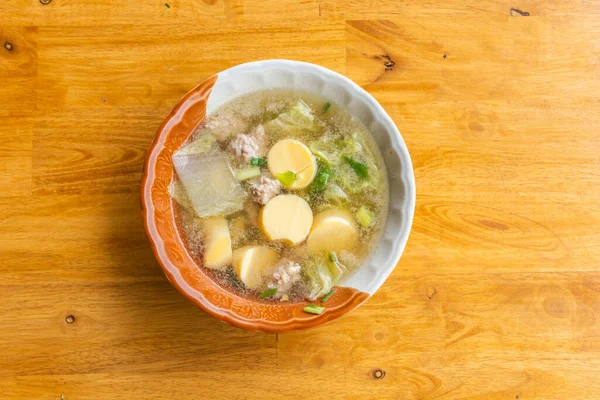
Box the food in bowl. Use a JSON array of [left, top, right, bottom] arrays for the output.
[[169, 89, 389, 306]]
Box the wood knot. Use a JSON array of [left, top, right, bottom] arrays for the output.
[[65, 315, 75, 324], [372, 369, 386, 379], [382, 55, 395, 70], [4, 42, 13, 52], [40, 0, 52, 4]]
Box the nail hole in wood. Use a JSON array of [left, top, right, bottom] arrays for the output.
[[427, 286, 437, 300], [40, 0, 53, 4], [4, 42, 13, 52], [373, 369, 386, 379], [65, 315, 75, 324], [510, 8, 530, 16], [443, 54, 447, 59]]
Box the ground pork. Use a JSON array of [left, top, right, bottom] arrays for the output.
[[248, 176, 281, 205], [204, 110, 247, 142], [229, 125, 266, 162], [267, 260, 302, 298]]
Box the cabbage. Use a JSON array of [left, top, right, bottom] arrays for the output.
[[304, 258, 334, 301], [332, 162, 378, 194], [303, 255, 348, 300], [323, 183, 348, 205], [264, 100, 316, 137], [315, 132, 382, 194], [174, 134, 218, 156], [309, 134, 361, 165]]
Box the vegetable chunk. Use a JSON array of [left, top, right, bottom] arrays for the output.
[[172, 151, 247, 218]]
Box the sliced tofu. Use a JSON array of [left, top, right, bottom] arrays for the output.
[[232, 246, 279, 290], [259, 194, 313, 245], [267, 139, 317, 189], [202, 216, 232, 269], [307, 208, 359, 255]]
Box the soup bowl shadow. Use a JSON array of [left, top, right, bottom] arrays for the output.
[[141, 60, 416, 332]]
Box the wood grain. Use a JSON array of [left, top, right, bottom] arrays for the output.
[[1, 0, 599, 399]]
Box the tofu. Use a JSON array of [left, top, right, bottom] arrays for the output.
[[267, 139, 317, 189], [202, 216, 232, 269], [307, 208, 359, 255], [259, 194, 313, 245], [232, 246, 280, 290]]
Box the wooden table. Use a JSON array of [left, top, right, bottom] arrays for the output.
[[2, 1, 599, 399]]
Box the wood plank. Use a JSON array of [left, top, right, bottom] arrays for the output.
[[35, 21, 343, 110], [1, 273, 599, 398], [321, 0, 600, 18], [2, 0, 600, 398], [0, 0, 319, 26], [32, 108, 165, 195], [344, 17, 600, 275], [0, 26, 38, 111], [0, 193, 163, 284], [276, 272, 600, 399], [0, 280, 275, 378], [346, 17, 600, 102], [0, 112, 33, 197]]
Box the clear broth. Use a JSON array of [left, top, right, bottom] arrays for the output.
[[173, 89, 389, 301]]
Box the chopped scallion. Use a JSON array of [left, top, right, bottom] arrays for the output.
[[309, 161, 330, 194], [343, 156, 369, 179], [260, 288, 278, 299], [322, 102, 332, 113], [275, 170, 297, 186], [236, 166, 262, 181], [321, 289, 335, 303], [303, 304, 325, 315], [250, 157, 267, 166], [356, 205, 374, 228], [328, 252, 338, 263]]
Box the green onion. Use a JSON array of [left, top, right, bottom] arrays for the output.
[[303, 304, 325, 315], [328, 252, 338, 263], [164, 3, 170, 8], [344, 156, 369, 179], [322, 102, 332, 113], [236, 166, 262, 181], [260, 288, 278, 298], [356, 205, 374, 228], [311, 149, 330, 163], [321, 289, 335, 303], [275, 170, 297, 186], [309, 161, 331, 194], [250, 157, 267, 166]]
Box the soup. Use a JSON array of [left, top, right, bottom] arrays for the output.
[[170, 89, 389, 309]]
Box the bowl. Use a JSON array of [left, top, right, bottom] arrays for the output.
[[141, 60, 415, 332]]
